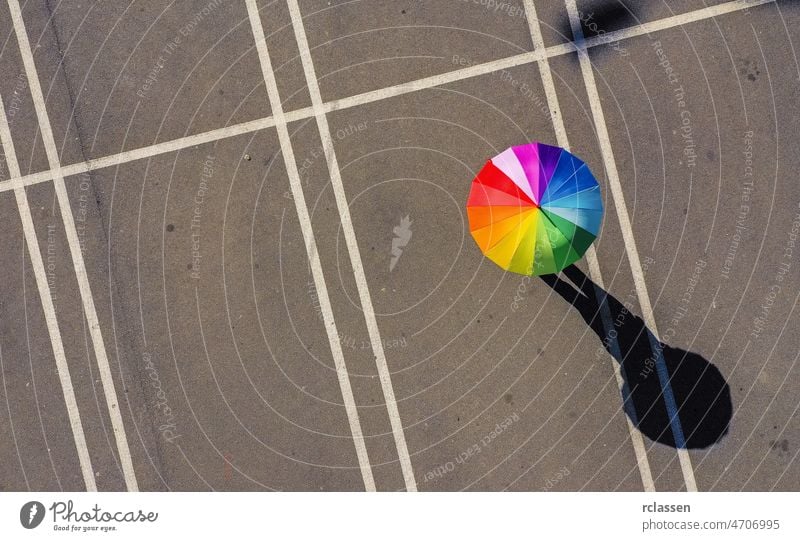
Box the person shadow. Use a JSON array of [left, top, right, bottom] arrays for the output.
[[540, 265, 732, 449]]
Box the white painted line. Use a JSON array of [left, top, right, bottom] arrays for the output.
[[285, 0, 418, 492], [564, 0, 698, 492], [0, 97, 97, 491], [65, 115, 285, 181], [522, 0, 655, 492], [0, 345, 32, 489], [0, 0, 773, 197], [319, 0, 774, 115], [586, 0, 775, 48], [244, 0, 376, 491], [585, 248, 655, 491], [522, 0, 568, 147], [0, 111, 309, 194], [8, 0, 139, 492]]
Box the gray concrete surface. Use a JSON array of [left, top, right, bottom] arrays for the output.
[[0, 0, 798, 491]]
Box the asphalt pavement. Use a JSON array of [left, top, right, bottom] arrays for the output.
[[0, 0, 798, 491]]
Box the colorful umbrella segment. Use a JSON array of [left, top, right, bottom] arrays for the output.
[[467, 142, 603, 276]]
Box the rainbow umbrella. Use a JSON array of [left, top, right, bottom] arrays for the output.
[[467, 142, 603, 276]]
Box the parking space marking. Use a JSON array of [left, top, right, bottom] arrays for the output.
[[318, 0, 774, 113], [244, 0, 376, 491], [522, 0, 656, 492], [0, 0, 773, 197], [8, 0, 139, 492], [522, 1, 568, 145], [285, 0, 418, 492], [585, 249, 656, 491], [0, 97, 97, 491], [2, 115, 284, 191], [564, 0, 698, 492]]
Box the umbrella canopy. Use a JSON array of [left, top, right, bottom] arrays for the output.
[[467, 142, 603, 276]]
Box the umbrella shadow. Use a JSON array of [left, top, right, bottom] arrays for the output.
[[540, 265, 732, 449]]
